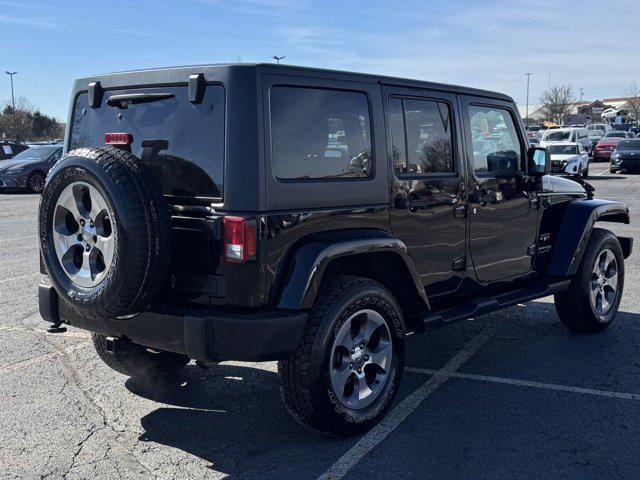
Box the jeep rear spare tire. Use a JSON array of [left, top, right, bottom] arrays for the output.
[[39, 147, 170, 318]]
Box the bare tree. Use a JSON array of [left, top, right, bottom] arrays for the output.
[[622, 81, 640, 123], [539, 84, 575, 124]]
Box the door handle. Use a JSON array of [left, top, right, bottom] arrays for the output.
[[479, 192, 498, 204]]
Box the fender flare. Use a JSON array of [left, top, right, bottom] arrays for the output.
[[547, 199, 631, 277], [274, 229, 429, 311]]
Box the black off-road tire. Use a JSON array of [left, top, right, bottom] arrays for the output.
[[583, 164, 589, 177], [39, 147, 170, 319], [554, 228, 624, 333], [278, 276, 406, 436], [92, 334, 189, 379]]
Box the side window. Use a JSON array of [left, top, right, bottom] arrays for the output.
[[270, 86, 372, 180], [390, 97, 454, 176], [2, 145, 12, 156], [468, 105, 523, 173]]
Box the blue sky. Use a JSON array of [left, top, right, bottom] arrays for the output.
[[1, 0, 639, 120]]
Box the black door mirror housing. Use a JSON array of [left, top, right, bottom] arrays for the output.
[[527, 146, 550, 176]]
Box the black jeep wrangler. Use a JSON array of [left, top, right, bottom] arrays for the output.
[[38, 64, 632, 436]]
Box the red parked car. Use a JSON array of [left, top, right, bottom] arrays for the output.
[[593, 136, 624, 162]]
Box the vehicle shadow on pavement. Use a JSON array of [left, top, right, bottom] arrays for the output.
[[126, 305, 640, 479], [128, 363, 354, 479]]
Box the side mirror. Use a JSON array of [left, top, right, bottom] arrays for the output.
[[527, 146, 550, 176]]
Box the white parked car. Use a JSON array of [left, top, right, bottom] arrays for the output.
[[540, 127, 592, 154], [548, 142, 590, 178]]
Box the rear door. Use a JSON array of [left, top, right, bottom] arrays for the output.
[[384, 85, 466, 296], [460, 96, 538, 283]]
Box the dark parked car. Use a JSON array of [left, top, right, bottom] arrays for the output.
[[0, 145, 62, 192], [0, 141, 29, 161], [610, 139, 640, 173], [38, 64, 632, 436]]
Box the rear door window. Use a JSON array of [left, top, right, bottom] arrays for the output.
[[70, 85, 225, 199], [270, 86, 372, 180], [389, 97, 454, 175]]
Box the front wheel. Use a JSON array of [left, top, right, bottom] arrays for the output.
[[554, 228, 624, 333], [279, 276, 405, 436]]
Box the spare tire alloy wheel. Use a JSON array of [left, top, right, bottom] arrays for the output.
[[52, 182, 114, 288], [40, 148, 171, 319]]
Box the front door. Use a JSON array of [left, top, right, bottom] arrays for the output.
[[461, 96, 538, 283], [385, 86, 466, 296]]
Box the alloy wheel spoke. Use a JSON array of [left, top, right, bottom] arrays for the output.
[[355, 373, 373, 401], [332, 366, 353, 392], [368, 342, 392, 371], [95, 235, 114, 270], [354, 310, 384, 345]]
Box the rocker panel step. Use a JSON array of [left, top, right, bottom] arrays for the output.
[[422, 279, 571, 329]]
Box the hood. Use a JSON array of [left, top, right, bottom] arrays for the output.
[[550, 154, 580, 162], [544, 175, 586, 195], [0, 160, 41, 174]]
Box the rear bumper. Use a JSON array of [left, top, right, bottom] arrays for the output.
[[39, 281, 307, 362]]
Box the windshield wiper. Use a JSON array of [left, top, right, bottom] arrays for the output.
[[107, 92, 174, 109]]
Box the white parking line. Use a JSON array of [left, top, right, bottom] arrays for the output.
[[406, 367, 640, 401], [0, 273, 39, 284], [317, 319, 505, 480], [595, 168, 610, 176]]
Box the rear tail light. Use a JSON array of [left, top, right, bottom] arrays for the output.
[[223, 216, 256, 263], [104, 132, 133, 145]]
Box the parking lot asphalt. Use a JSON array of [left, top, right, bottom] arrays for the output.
[[1, 164, 639, 480]]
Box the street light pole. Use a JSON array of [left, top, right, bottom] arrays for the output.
[[271, 56, 285, 64], [5, 71, 17, 140], [525, 73, 532, 129]]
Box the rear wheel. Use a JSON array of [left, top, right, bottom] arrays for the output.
[[92, 334, 189, 379], [279, 276, 405, 436], [555, 228, 624, 333]]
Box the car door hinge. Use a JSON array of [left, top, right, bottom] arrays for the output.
[[452, 256, 466, 272], [527, 243, 537, 256]]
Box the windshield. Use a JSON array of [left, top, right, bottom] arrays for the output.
[[549, 145, 578, 155], [588, 131, 603, 138], [617, 140, 640, 150], [606, 132, 625, 137], [544, 131, 571, 142], [10, 146, 58, 161], [588, 125, 605, 130], [70, 85, 225, 199]]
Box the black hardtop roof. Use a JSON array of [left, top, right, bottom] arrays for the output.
[[73, 63, 513, 102]]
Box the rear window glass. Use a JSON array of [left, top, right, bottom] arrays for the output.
[[543, 131, 571, 142], [270, 86, 372, 180], [70, 85, 225, 199]]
